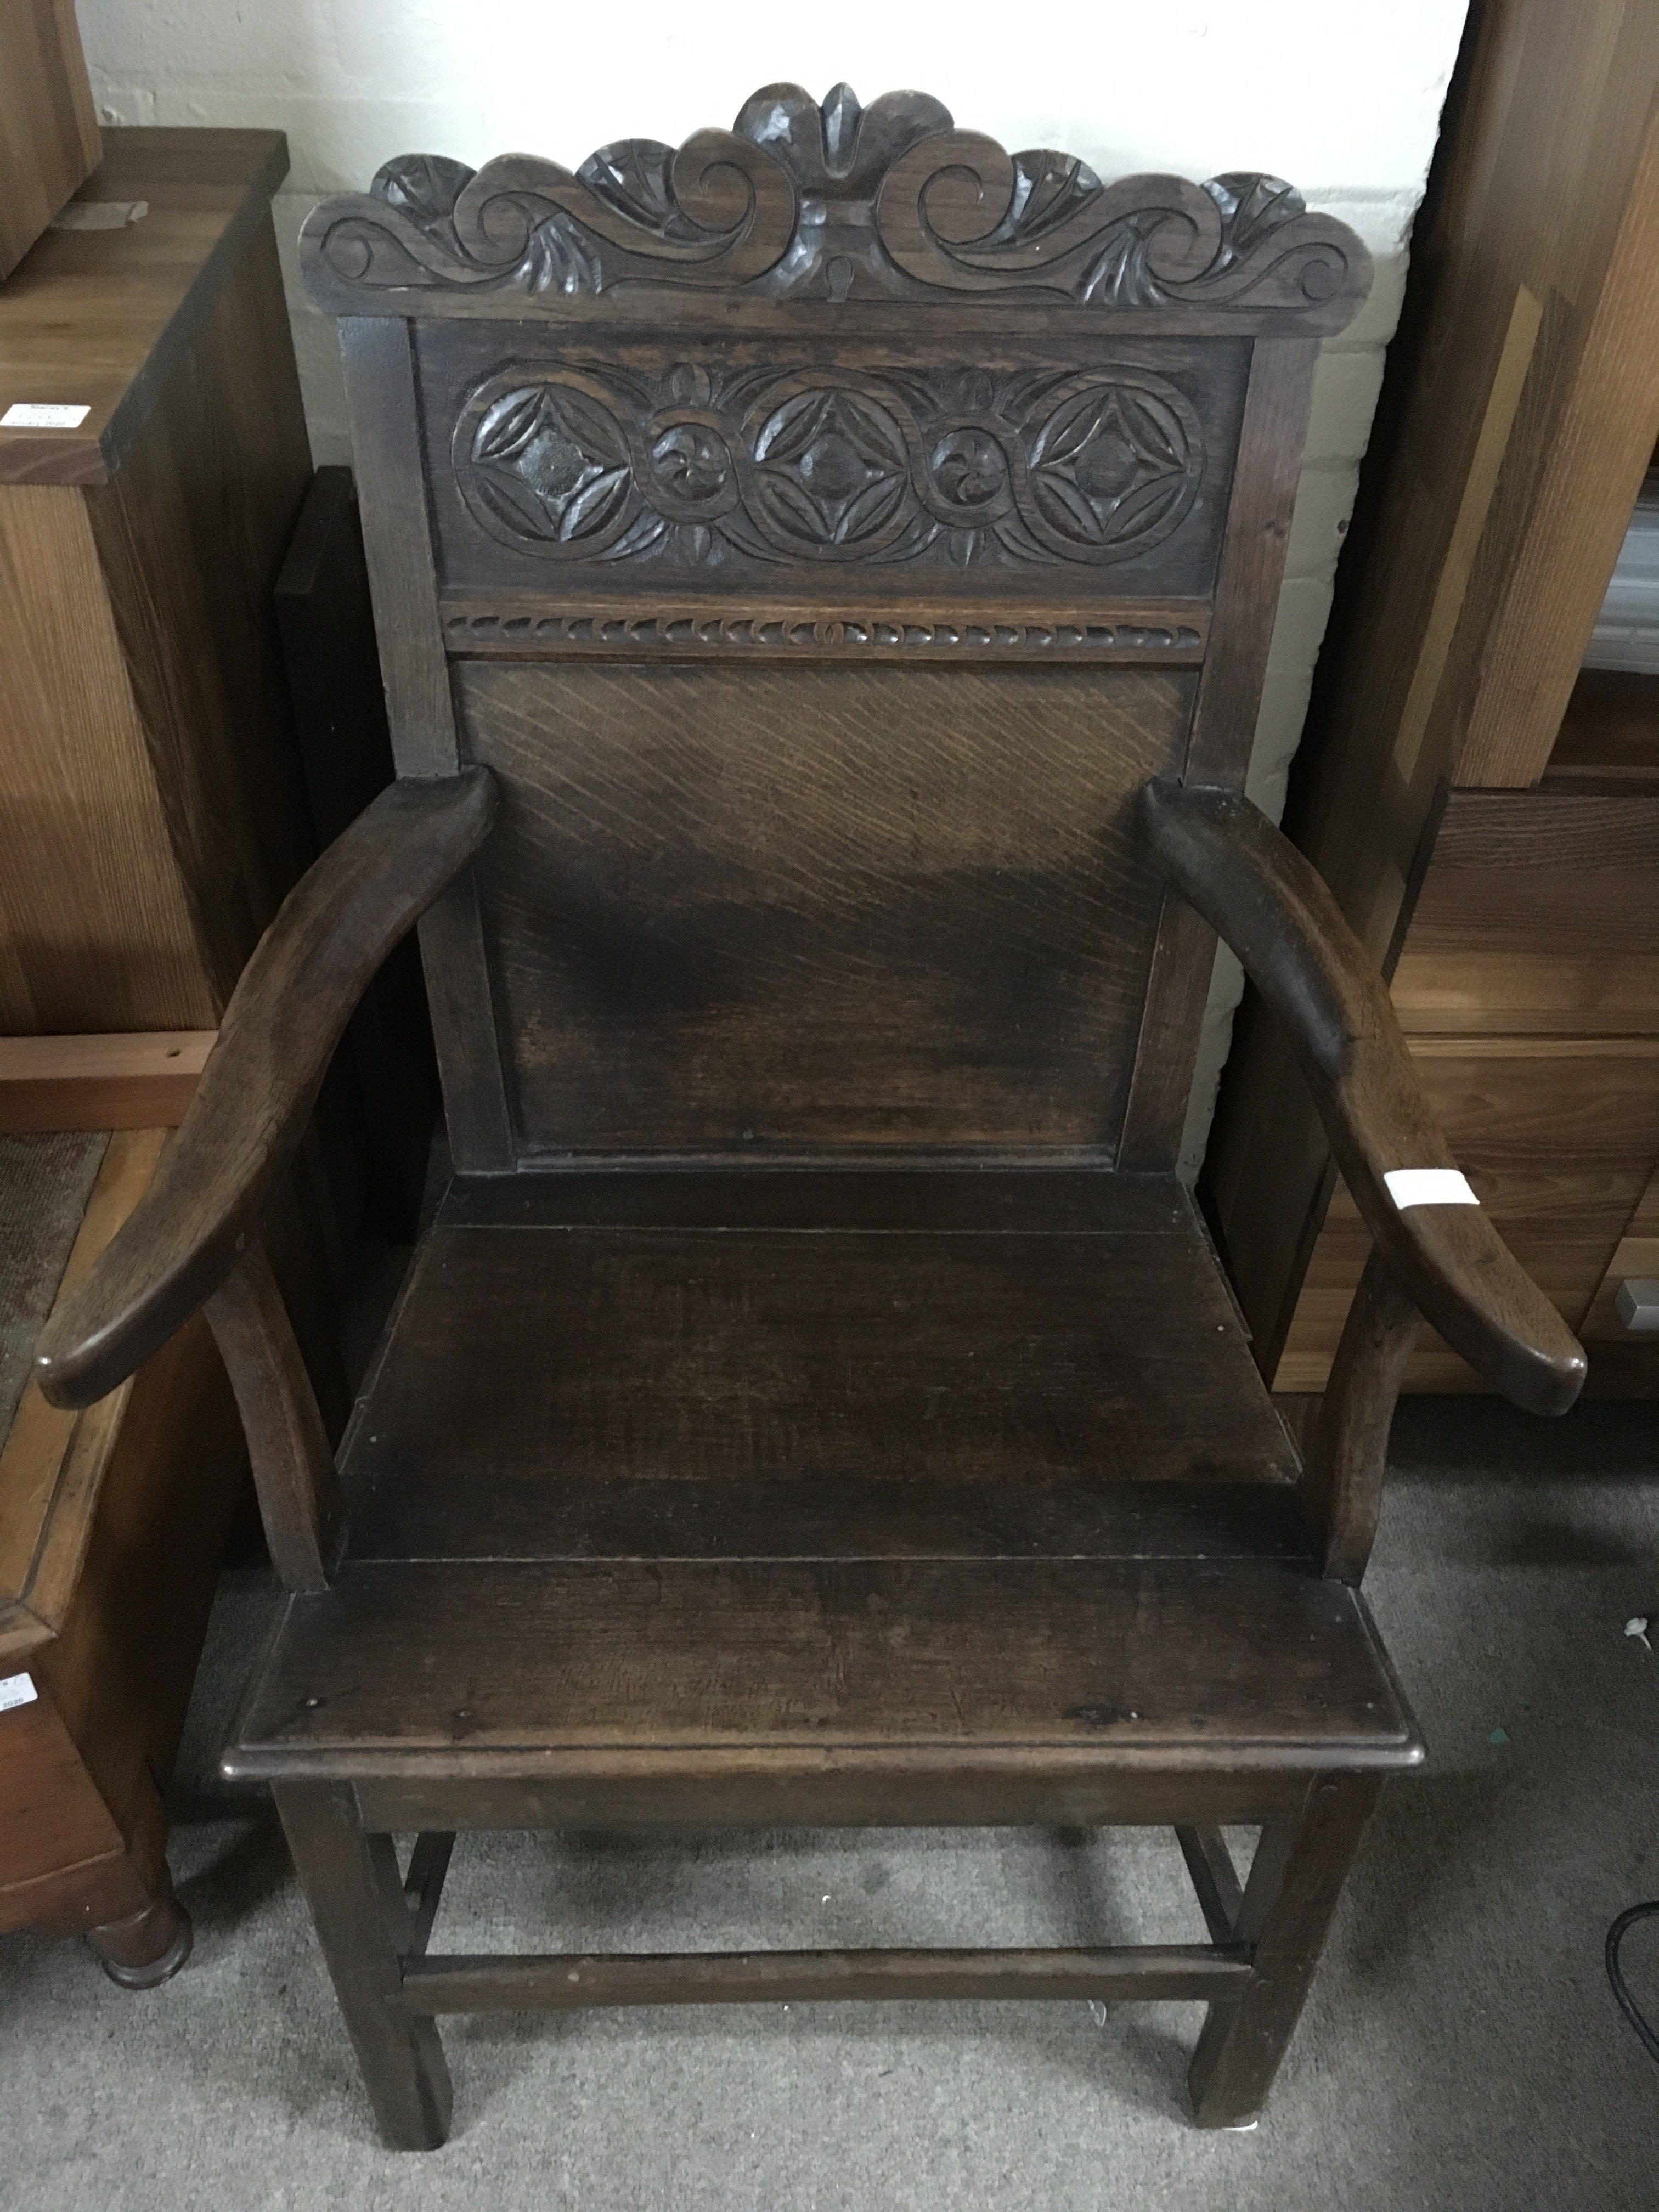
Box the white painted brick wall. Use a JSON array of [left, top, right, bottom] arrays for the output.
[[74, 2, 1468, 1174]]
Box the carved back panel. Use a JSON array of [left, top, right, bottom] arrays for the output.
[[307, 84, 1369, 1171]]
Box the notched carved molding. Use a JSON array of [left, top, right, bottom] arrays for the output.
[[452, 360, 1206, 572], [301, 82, 1371, 331], [439, 607, 1207, 662]]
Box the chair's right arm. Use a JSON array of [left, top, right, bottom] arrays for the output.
[[34, 768, 498, 1413]]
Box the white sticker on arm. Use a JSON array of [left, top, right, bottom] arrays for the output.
[[0, 1672, 38, 1713], [1384, 1168, 1480, 1210]]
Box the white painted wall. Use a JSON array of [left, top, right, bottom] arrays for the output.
[[75, 1, 1469, 1173]]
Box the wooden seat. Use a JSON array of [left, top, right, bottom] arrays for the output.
[[228, 1170, 1415, 1795], [34, 83, 1585, 2151]]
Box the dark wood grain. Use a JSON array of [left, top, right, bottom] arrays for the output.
[[337, 1215, 1297, 1510], [1184, 337, 1319, 782], [205, 1237, 343, 1592], [274, 1782, 452, 2152], [35, 772, 497, 1409], [1188, 1774, 1381, 2126], [275, 464, 440, 1238], [459, 659, 1190, 1153], [403, 1943, 1249, 2013], [1176, 1825, 1244, 1944], [227, 1555, 1420, 1781], [1297, 1246, 1419, 1581], [1142, 780, 1586, 1414]]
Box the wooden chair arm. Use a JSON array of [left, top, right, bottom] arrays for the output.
[[35, 769, 499, 1410], [1141, 779, 1585, 1417]]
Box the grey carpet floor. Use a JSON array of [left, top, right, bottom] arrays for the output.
[[3, 1396, 1658, 2209]]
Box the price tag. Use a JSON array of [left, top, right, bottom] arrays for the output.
[[0, 1673, 38, 1713], [1, 402, 91, 430], [1384, 1169, 1480, 1210]]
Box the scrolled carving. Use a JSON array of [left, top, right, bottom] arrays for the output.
[[300, 82, 1371, 332], [452, 360, 1207, 572]]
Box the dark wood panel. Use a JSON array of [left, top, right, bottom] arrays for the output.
[[349, 1765, 1309, 1833], [456, 659, 1193, 1153], [417, 325, 1252, 606], [436, 1164, 1191, 1232], [352, 1472, 1310, 1568], [341, 1219, 1297, 1505], [229, 1553, 1419, 1774]]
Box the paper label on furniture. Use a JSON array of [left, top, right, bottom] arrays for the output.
[[0, 1673, 38, 1713], [1, 403, 91, 430], [1384, 1169, 1480, 1209]]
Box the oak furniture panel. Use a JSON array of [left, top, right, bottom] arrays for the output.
[[0, 129, 313, 1031], [0, 0, 99, 281], [0, 1128, 245, 1977]]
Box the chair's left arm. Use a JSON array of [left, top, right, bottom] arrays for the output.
[[34, 768, 498, 1414], [1142, 779, 1585, 1576]]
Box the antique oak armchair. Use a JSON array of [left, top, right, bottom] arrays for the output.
[[36, 86, 1585, 2148]]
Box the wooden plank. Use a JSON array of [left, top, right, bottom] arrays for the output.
[[0, 1032, 212, 1131], [437, 1165, 1191, 1234], [341, 317, 513, 1171], [1457, 98, 1659, 784], [351, 1472, 1312, 1570], [0, 487, 213, 1031], [339, 1219, 1298, 1502], [1390, 788, 1659, 1032], [351, 1766, 1311, 1835], [0, 0, 99, 283], [228, 1555, 1421, 1778], [1184, 337, 1319, 783], [403, 1943, 1251, 2013], [84, 212, 317, 1008]]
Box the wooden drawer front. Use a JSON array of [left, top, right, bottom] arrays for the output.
[[1391, 790, 1659, 1034], [419, 323, 1251, 613], [1274, 1039, 1659, 1392], [455, 658, 1192, 1155], [0, 1682, 121, 1919]]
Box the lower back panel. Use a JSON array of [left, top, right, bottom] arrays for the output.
[[454, 659, 1193, 1154]]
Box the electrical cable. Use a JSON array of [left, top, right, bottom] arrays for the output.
[[1606, 1899, 1659, 2063]]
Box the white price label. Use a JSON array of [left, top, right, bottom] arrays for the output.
[[1, 402, 91, 430], [1384, 1168, 1480, 1210], [0, 1673, 38, 1713]]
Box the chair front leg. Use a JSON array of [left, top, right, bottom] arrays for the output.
[[274, 1781, 452, 2151], [1188, 1773, 1381, 2128]]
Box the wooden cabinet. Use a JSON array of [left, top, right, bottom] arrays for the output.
[[1206, 0, 1659, 1397], [1, 1120, 245, 1975], [0, 0, 100, 280], [0, 128, 315, 1032]]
